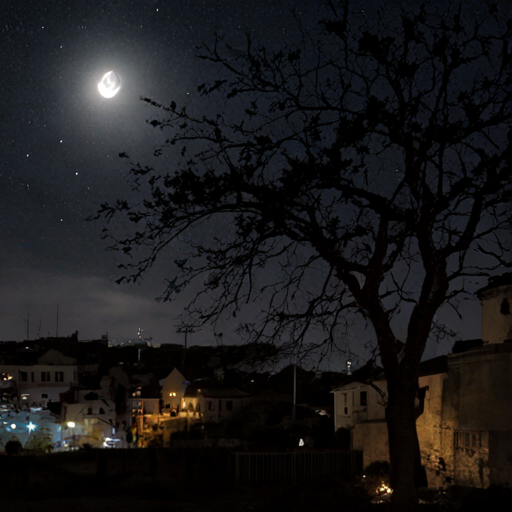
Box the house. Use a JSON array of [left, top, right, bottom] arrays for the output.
[[0, 349, 78, 406], [160, 367, 188, 416], [185, 388, 252, 423], [332, 379, 389, 467], [332, 273, 512, 488], [60, 376, 120, 449]]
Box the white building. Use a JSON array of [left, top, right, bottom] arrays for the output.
[[61, 380, 119, 449], [0, 349, 78, 406]]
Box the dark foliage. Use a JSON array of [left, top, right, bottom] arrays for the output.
[[5, 439, 22, 455]]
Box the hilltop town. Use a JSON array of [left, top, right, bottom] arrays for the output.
[[0, 334, 344, 453]]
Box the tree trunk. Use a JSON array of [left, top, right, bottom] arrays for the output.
[[386, 380, 423, 512]]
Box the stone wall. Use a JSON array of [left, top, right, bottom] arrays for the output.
[[417, 373, 449, 487], [352, 420, 389, 469], [480, 281, 512, 344], [453, 430, 490, 488], [447, 346, 512, 431], [489, 430, 512, 487]]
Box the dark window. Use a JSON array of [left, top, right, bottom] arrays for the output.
[[500, 298, 510, 315], [207, 400, 214, 411], [226, 400, 233, 411], [360, 391, 368, 407], [218, 400, 222, 412], [19, 371, 28, 382], [41, 371, 50, 382], [99, 407, 105, 414], [55, 371, 64, 382], [342, 393, 349, 415], [31, 372, 35, 382], [87, 407, 93, 415], [41, 393, 48, 399], [195, 402, 201, 412]]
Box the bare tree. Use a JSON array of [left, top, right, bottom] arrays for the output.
[[94, 1, 511, 509]]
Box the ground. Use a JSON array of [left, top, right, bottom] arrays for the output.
[[3, 479, 512, 512], [1, 451, 511, 511]]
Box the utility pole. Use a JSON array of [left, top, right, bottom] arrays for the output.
[[176, 324, 195, 367], [56, 303, 59, 338], [26, 313, 30, 340], [36, 315, 42, 339], [293, 363, 297, 422], [182, 328, 189, 366]]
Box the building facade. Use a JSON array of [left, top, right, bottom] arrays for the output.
[[332, 273, 512, 488]]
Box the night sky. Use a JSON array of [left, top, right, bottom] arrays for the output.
[[0, 1, 491, 365]]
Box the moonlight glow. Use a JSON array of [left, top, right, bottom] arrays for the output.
[[98, 71, 121, 98]]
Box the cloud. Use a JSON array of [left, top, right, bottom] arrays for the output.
[[0, 267, 180, 343]]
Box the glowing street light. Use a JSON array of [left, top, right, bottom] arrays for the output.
[[27, 422, 36, 431], [66, 421, 77, 450], [10, 423, 16, 429]]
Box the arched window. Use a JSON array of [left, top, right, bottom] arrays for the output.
[[99, 407, 105, 414], [500, 298, 510, 315]]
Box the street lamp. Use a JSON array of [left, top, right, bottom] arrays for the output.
[[66, 421, 76, 449]]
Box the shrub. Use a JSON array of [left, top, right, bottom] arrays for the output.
[[5, 439, 22, 455]]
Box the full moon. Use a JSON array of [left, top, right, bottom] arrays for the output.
[[98, 71, 121, 98]]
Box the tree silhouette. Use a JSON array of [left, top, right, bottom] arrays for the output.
[[94, 1, 511, 509]]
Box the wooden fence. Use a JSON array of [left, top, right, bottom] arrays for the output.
[[0, 448, 363, 492], [233, 450, 363, 484]]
